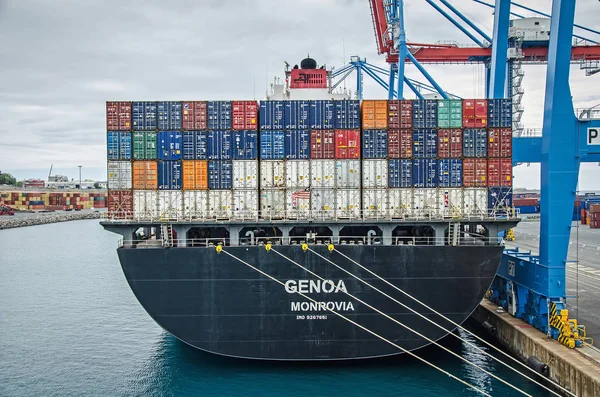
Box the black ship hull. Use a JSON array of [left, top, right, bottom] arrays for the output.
[[117, 244, 504, 360]]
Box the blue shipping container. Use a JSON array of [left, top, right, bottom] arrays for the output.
[[413, 129, 438, 158], [362, 130, 388, 159], [413, 100, 438, 128], [132, 102, 157, 131], [259, 101, 285, 130], [488, 187, 513, 210], [157, 101, 182, 130], [207, 101, 232, 130], [438, 159, 463, 187], [260, 131, 285, 160], [413, 159, 438, 188], [208, 160, 233, 190], [285, 100, 310, 130], [182, 131, 207, 160], [310, 100, 335, 129], [158, 131, 183, 160], [388, 159, 413, 188], [463, 129, 488, 157], [158, 160, 182, 190], [207, 130, 232, 160], [335, 100, 360, 129], [233, 130, 258, 160], [488, 99, 512, 128], [517, 205, 539, 214], [285, 130, 310, 159], [107, 131, 131, 160]]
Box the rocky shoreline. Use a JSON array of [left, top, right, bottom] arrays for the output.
[[0, 212, 103, 230]]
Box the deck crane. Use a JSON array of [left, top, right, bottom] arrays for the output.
[[362, 0, 600, 347]]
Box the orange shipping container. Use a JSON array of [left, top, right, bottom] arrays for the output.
[[361, 100, 388, 129], [133, 161, 158, 190], [182, 160, 208, 190]]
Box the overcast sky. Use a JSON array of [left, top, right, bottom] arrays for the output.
[[0, 0, 598, 190]]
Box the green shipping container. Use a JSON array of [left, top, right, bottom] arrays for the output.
[[133, 131, 157, 160], [437, 99, 462, 128]]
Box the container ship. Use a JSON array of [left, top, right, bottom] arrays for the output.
[[101, 57, 518, 360]]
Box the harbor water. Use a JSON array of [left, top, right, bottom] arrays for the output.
[[0, 220, 553, 396]]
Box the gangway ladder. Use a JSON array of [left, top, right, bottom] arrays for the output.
[[449, 222, 461, 246], [161, 223, 174, 248]]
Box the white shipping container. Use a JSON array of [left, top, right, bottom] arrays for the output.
[[388, 189, 413, 218], [336, 189, 361, 219], [310, 160, 336, 188], [336, 160, 361, 188], [260, 189, 285, 219], [158, 190, 183, 220], [438, 189, 464, 218], [286, 189, 311, 218], [311, 189, 336, 219], [463, 188, 488, 217], [260, 160, 285, 188], [413, 189, 438, 218], [233, 160, 258, 189], [133, 190, 158, 220], [233, 190, 258, 220], [363, 189, 388, 219], [208, 190, 233, 219], [108, 161, 132, 189], [362, 159, 388, 189], [183, 190, 209, 219], [285, 160, 311, 188]]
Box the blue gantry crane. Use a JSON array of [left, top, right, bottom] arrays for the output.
[[336, 0, 600, 346]]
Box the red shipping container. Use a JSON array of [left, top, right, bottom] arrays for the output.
[[437, 129, 462, 158], [475, 100, 488, 118], [182, 101, 207, 130], [591, 220, 600, 229], [106, 102, 132, 131], [232, 100, 258, 130], [388, 129, 413, 158], [513, 198, 539, 206], [388, 100, 413, 129], [335, 130, 360, 159], [463, 159, 488, 187], [589, 204, 600, 213], [488, 128, 512, 157], [108, 190, 133, 219], [463, 99, 475, 119], [487, 158, 512, 187], [311, 130, 335, 159]]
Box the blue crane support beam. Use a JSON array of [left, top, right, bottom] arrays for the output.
[[538, 0, 579, 302], [425, 0, 486, 47], [397, 0, 407, 99], [512, 122, 600, 163], [472, 0, 600, 44], [510, 1, 600, 37], [438, 0, 493, 43], [388, 65, 396, 99], [331, 64, 355, 78], [406, 52, 449, 99], [489, 0, 510, 99]]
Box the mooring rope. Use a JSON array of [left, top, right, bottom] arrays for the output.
[[219, 248, 492, 397], [330, 247, 574, 397], [269, 248, 532, 397]]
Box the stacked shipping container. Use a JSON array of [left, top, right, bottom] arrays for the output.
[[259, 99, 361, 219], [0, 191, 106, 210], [107, 98, 513, 220]]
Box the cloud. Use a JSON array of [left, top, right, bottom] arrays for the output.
[[0, 0, 598, 188]]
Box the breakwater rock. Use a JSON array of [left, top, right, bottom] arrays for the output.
[[0, 212, 103, 230]]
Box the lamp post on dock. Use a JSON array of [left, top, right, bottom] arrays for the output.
[[78, 165, 82, 189]]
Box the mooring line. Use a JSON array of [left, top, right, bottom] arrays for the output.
[[219, 248, 492, 397], [330, 248, 575, 397], [269, 248, 532, 397]]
